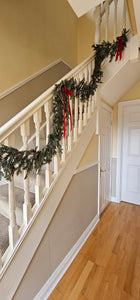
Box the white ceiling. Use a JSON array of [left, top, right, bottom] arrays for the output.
[[67, 0, 103, 17]]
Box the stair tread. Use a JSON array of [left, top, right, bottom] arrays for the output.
[[0, 185, 35, 209]]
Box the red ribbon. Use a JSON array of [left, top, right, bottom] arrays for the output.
[[115, 36, 123, 61], [62, 88, 73, 139]]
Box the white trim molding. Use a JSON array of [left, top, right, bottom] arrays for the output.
[[34, 214, 99, 300], [75, 161, 98, 175], [111, 196, 119, 203], [99, 101, 113, 214], [116, 99, 140, 203]]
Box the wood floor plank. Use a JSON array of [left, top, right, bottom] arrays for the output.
[[124, 240, 137, 295], [47, 202, 140, 300], [67, 260, 93, 300], [47, 288, 63, 300], [81, 264, 104, 299], [57, 253, 88, 298]]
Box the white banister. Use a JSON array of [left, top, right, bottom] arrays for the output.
[[0, 55, 94, 143], [83, 69, 88, 127], [88, 65, 92, 119], [33, 109, 43, 205], [54, 149, 60, 175], [61, 137, 66, 163], [78, 73, 83, 134], [68, 97, 73, 152], [91, 61, 95, 113], [20, 120, 32, 226], [44, 102, 52, 189], [114, 0, 118, 39], [74, 76, 79, 142]]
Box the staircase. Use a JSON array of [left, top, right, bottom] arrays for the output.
[[0, 0, 139, 299]]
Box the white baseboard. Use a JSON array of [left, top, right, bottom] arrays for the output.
[[111, 197, 120, 203], [34, 214, 99, 300]]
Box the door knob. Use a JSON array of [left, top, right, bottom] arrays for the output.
[[100, 168, 106, 173]]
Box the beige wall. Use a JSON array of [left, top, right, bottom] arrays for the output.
[[77, 133, 98, 168], [77, 11, 95, 64], [0, 0, 77, 93], [113, 79, 140, 155], [0, 0, 130, 94]]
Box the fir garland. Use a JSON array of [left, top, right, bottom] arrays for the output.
[[0, 29, 129, 181]]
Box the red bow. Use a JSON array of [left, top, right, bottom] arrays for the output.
[[62, 88, 73, 139], [115, 36, 123, 61]]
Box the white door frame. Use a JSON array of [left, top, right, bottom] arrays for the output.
[[99, 101, 113, 214], [116, 99, 140, 203]]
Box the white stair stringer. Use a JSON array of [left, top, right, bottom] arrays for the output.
[[0, 111, 96, 300]]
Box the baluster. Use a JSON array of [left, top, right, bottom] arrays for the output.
[[83, 102, 87, 127], [0, 250, 2, 269], [54, 149, 60, 175], [91, 60, 95, 113], [68, 97, 73, 152], [83, 67, 88, 126], [78, 73, 83, 134], [114, 0, 118, 39], [20, 120, 32, 226], [61, 136, 66, 163], [88, 63, 91, 119], [44, 102, 52, 187], [105, 0, 110, 42], [123, 0, 126, 28], [33, 109, 42, 205], [74, 76, 79, 142], [5, 135, 18, 249], [94, 4, 101, 44]]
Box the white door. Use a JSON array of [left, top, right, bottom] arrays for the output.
[[121, 103, 140, 205], [100, 103, 112, 213]]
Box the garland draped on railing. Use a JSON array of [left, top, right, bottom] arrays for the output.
[[0, 29, 129, 181]]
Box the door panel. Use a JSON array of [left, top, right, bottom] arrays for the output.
[[100, 103, 112, 213], [121, 105, 140, 205]]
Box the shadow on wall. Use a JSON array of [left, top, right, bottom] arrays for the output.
[[0, 61, 71, 127]]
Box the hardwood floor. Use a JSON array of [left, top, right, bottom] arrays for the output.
[[48, 202, 140, 300]]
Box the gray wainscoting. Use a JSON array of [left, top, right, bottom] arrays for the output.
[[13, 164, 98, 300]]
